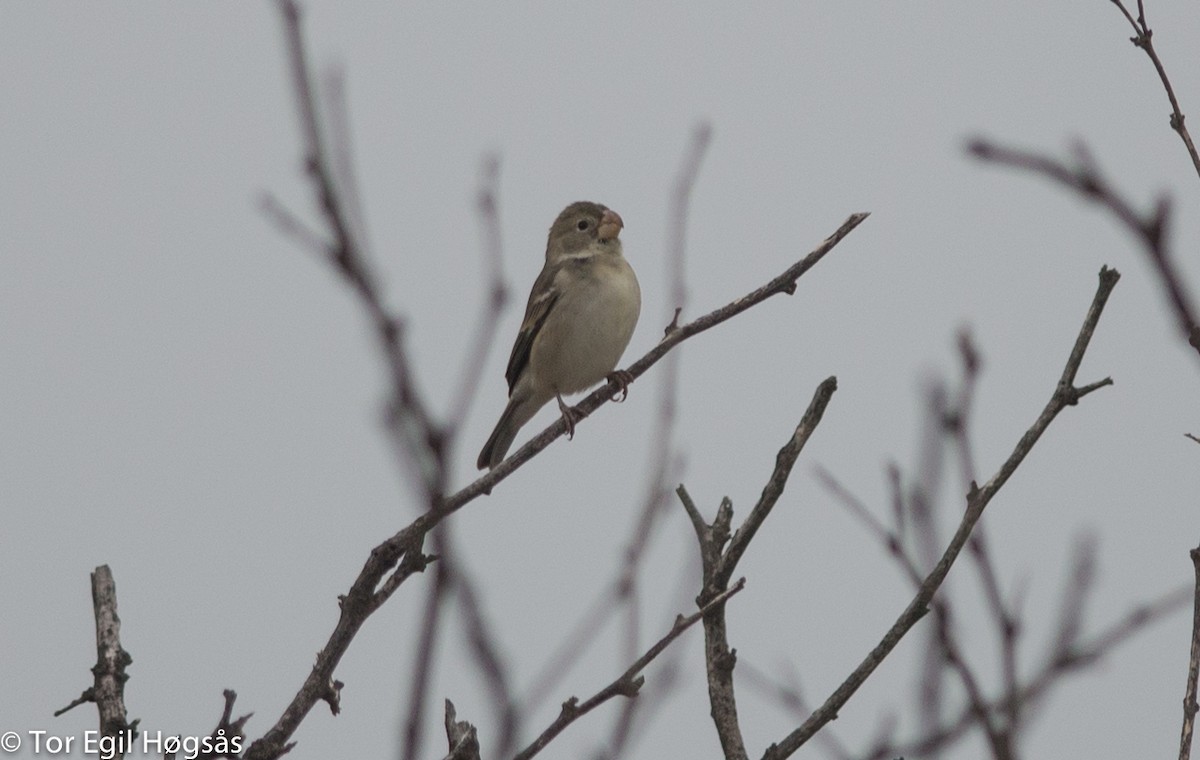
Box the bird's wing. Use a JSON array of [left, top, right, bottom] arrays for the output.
[[504, 264, 562, 393]]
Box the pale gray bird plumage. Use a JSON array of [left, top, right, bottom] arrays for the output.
[[477, 201, 641, 470]]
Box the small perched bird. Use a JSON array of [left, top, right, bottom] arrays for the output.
[[477, 201, 641, 470]]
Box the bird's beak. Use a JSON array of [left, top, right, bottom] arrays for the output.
[[598, 208, 624, 241]]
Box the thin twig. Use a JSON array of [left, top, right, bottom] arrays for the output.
[[511, 579, 746, 760], [719, 377, 838, 586], [1047, 537, 1097, 664], [1108, 0, 1200, 179], [621, 120, 713, 577], [948, 329, 982, 495]]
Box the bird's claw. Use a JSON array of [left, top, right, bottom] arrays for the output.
[[556, 393, 579, 439], [606, 370, 633, 402]]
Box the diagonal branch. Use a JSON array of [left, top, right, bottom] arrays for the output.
[[878, 584, 1188, 760], [512, 579, 746, 760], [483, 211, 870, 486], [719, 376, 838, 587], [764, 267, 1120, 760]]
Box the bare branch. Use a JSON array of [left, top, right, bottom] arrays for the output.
[[512, 579, 747, 760], [677, 484, 709, 550], [720, 376, 838, 586], [766, 267, 1119, 759], [974, 267, 1118, 502], [484, 214, 868, 484], [925, 597, 1007, 758], [242, 532, 429, 759], [969, 138, 1200, 356], [89, 565, 133, 736], [1108, 0, 1200, 178], [1180, 545, 1200, 760], [56, 566, 137, 741], [830, 354, 1019, 757], [322, 64, 372, 261]]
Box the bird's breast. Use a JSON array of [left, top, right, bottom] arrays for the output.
[[529, 257, 641, 396]]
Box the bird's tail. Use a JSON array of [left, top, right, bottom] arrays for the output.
[[476, 391, 542, 470]]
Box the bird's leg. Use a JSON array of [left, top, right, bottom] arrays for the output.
[[606, 369, 633, 402], [556, 393, 580, 439]]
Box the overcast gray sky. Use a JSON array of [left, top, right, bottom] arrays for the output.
[[3, 2, 1200, 759]]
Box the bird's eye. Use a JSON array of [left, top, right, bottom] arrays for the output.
[[576, 220, 590, 231]]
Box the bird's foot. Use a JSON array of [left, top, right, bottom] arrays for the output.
[[606, 369, 633, 402], [556, 393, 581, 439]]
